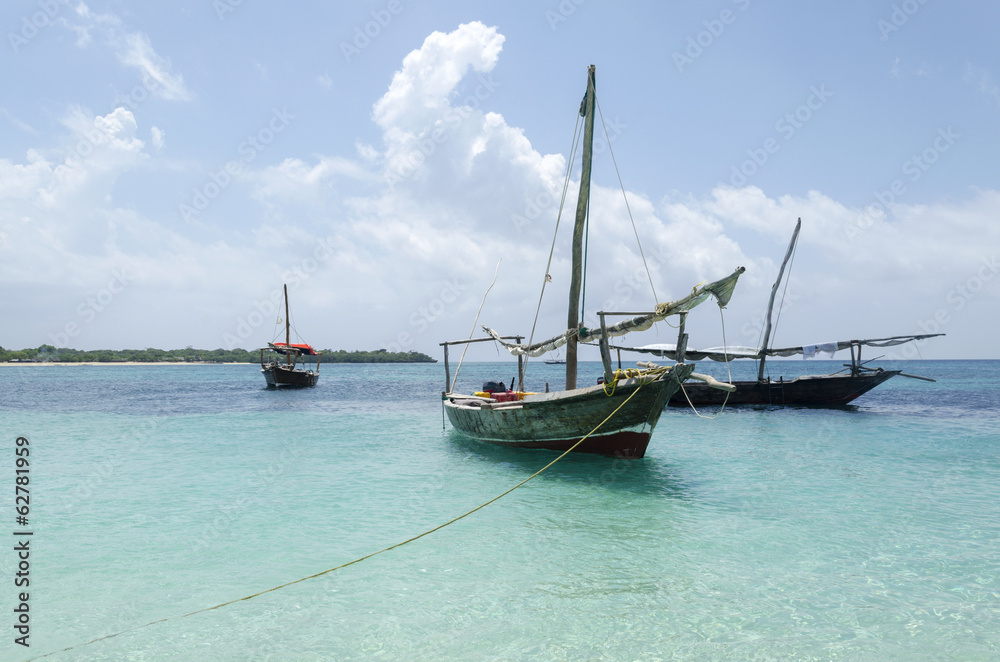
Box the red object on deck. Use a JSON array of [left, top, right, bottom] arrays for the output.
[[270, 342, 319, 356]]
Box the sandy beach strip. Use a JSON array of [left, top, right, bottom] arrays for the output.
[[0, 362, 251, 366]]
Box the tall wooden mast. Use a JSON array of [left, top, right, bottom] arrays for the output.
[[284, 283, 292, 367], [565, 65, 596, 391], [757, 218, 801, 381]]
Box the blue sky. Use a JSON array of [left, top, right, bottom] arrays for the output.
[[1, 0, 997, 360]]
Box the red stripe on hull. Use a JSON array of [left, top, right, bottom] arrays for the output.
[[445, 366, 693, 460], [477, 430, 652, 459]]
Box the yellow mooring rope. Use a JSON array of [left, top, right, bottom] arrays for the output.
[[28, 381, 650, 661]]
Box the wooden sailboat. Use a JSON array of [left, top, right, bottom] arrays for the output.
[[260, 284, 320, 388], [621, 219, 942, 406], [543, 349, 566, 365], [440, 65, 744, 458]]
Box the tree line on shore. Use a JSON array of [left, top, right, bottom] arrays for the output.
[[0, 345, 437, 363]]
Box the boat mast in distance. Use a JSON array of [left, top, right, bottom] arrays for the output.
[[259, 284, 321, 388]]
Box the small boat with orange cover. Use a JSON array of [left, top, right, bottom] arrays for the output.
[[260, 284, 321, 387]]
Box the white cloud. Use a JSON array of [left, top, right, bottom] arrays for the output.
[[355, 141, 379, 163], [65, 3, 191, 101], [249, 156, 379, 201], [964, 63, 1000, 108], [0, 105, 286, 349], [237, 23, 761, 355], [1, 23, 995, 359], [252, 59, 268, 81], [118, 32, 191, 101], [150, 126, 165, 150], [223, 23, 998, 358], [0, 107, 34, 134], [372, 21, 505, 131], [650, 186, 1000, 354], [0, 107, 152, 278]]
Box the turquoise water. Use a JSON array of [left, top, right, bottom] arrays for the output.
[[1, 360, 998, 660]]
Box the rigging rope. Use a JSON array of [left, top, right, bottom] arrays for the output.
[[755, 231, 798, 381], [29, 377, 653, 662], [268, 293, 308, 346], [450, 259, 502, 393], [521, 111, 583, 387], [678, 304, 733, 419], [600, 367, 644, 397], [596, 96, 659, 306], [770, 236, 797, 354]]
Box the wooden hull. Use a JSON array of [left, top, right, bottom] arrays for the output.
[[445, 364, 693, 459], [669, 369, 900, 407], [262, 364, 319, 388]]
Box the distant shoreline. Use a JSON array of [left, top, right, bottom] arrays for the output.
[[0, 361, 250, 366], [0, 360, 441, 366], [0, 347, 437, 364]]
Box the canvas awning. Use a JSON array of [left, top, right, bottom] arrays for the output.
[[485, 266, 746, 358], [615, 333, 944, 362]]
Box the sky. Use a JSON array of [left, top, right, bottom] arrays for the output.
[[1, 0, 997, 362]]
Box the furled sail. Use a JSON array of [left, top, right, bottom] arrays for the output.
[[268, 342, 319, 356], [767, 334, 945, 358], [617, 333, 944, 362], [615, 344, 760, 361], [485, 266, 746, 358]]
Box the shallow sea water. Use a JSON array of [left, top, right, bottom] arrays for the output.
[[1, 360, 998, 660]]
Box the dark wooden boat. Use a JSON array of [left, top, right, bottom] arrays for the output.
[[543, 350, 566, 365], [440, 65, 743, 457], [260, 284, 320, 388], [671, 359, 901, 407], [619, 219, 942, 406]]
